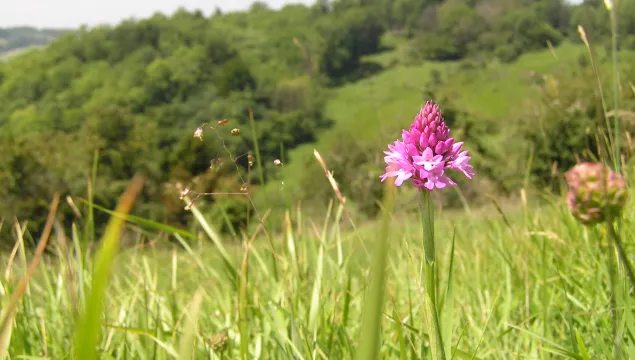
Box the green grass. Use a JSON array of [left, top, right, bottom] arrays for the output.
[[1, 185, 634, 358], [331, 43, 584, 137]]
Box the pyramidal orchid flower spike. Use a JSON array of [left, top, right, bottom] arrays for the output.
[[378, 101, 474, 360], [380, 101, 474, 190]]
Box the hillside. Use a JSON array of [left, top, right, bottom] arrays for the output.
[[0, 26, 69, 57], [276, 41, 635, 217]]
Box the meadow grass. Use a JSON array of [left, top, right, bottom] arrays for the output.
[[1, 178, 634, 359]]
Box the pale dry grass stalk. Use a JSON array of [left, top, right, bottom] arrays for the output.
[[0, 193, 60, 332]]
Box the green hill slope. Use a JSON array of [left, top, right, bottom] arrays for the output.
[[313, 42, 586, 146], [275, 41, 635, 216]]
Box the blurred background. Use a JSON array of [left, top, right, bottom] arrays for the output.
[[1, 0, 634, 241]]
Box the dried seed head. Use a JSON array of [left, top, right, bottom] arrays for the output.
[[231, 128, 241, 136], [240, 183, 248, 192], [217, 118, 229, 126], [210, 332, 229, 352], [184, 199, 195, 211], [273, 159, 282, 167], [179, 188, 191, 200], [193, 127, 204, 140]]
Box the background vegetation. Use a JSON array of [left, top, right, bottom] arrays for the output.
[[1, 0, 635, 358], [1, 0, 635, 237], [0, 27, 69, 58]]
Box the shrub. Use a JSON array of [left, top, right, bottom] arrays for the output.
[[520, 73, 603, 187], [495, 43, 523, 63], [411, 33, 462, 61]]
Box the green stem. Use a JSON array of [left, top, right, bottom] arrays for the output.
[[248, 110, 265, 186], [541, 235, 548, 360], [419, 190, 446, 360], [610, 6, 621, 173], [605, 220, 620, 360], [607, 220, 635, 292]]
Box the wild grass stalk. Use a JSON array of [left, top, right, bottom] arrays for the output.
[[74, 175, 144, 360], [356, 180, 394, 360], [608, 1, 621, 174]]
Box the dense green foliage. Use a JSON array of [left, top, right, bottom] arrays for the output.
[[0, 9, 335, 233], [1, 0, 634, 237], [402, 0, 635, 63]]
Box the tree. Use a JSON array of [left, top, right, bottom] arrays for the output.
[[318, 7, 385, 82]]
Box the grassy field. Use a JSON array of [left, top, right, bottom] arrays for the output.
[[1, 177, 634, 359]]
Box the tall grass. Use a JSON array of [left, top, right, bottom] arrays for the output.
[[1, 175, 634, 358]]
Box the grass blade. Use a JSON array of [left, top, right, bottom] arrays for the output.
[[574, 329, 591, 360], [178, 289, 204, 360], [442, 230, 456, 360], [82, 201, 197, 240], [0, 193, 60, 335], [355, 180, 395, 360], [239, 238, 251, 359], [0, 309, 13, 360], [248, 108, 265, 186], [74, 175, 144, 360], [184, 196, 237, 283], [309, 220, 326, 334]]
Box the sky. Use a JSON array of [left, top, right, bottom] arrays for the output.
[[0, 0, 314, 28]]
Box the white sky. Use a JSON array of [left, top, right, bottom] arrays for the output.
[[0, 0, 314, 28]]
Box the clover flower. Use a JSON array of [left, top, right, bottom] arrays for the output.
[[565, 162, 627, 225]]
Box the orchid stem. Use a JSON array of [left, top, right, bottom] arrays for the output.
[[420, 190, 446, 360]]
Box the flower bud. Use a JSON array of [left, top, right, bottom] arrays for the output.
[[231, 128, 240, 136], [179, 188, 190, 200], [210, 332, 228, 352], [565, 162, 628, 225], [217, 119, 229, 126], [273, 159, 282, 167], [193, 127, 203, 140]]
